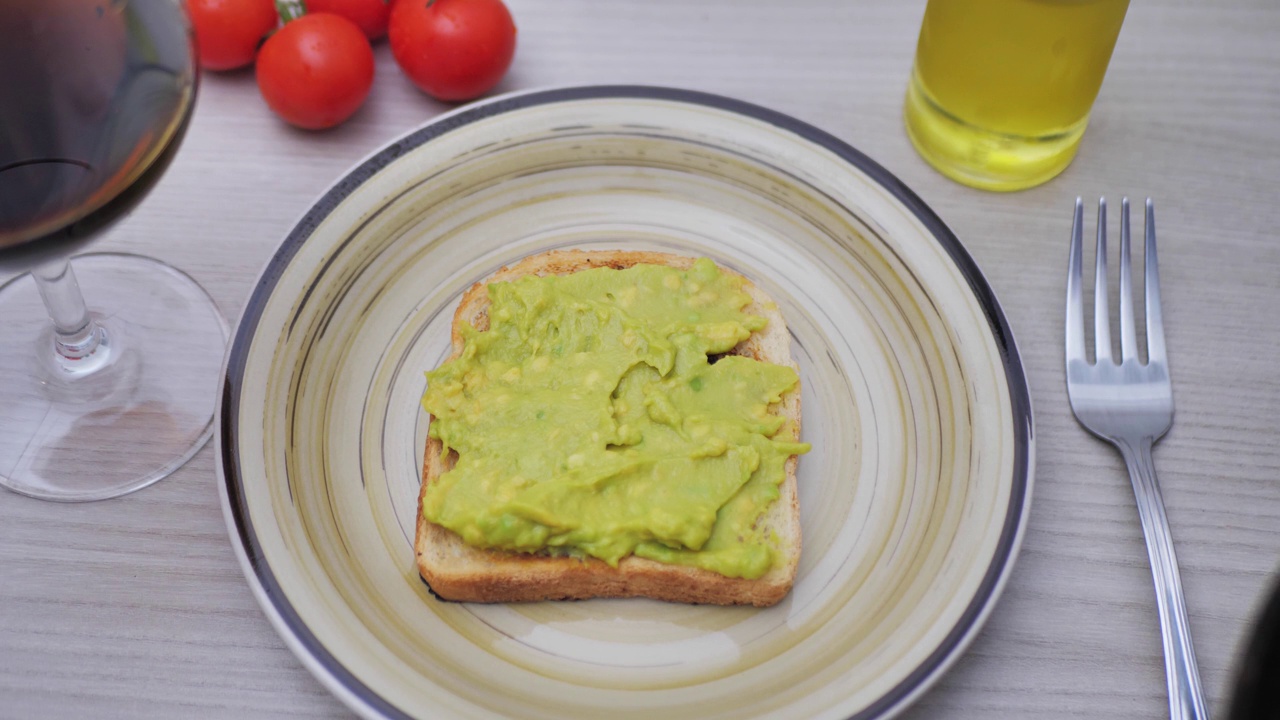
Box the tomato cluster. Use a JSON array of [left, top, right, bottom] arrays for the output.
[[189, 0, 518, 130]]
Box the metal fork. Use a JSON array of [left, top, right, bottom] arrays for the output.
[[1065, 197, 1209, 720]]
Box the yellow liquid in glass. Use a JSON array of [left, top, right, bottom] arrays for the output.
[[904, 0, 1130, 191]]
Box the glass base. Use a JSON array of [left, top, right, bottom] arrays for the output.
[[0, 253, 228, 501], [904, 72, 1086, 192]]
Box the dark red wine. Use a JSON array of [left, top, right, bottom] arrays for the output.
[[0, 0, 198, 270]]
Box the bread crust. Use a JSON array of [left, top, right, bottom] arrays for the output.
[[416, 250, 803, 607]]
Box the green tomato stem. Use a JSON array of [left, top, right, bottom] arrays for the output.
[[275, 0, 306, 23]]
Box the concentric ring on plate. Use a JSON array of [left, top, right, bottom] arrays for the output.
[[217, 85, 1034, 720]]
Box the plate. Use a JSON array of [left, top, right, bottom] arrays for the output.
[[217, 86, 1034, 720]]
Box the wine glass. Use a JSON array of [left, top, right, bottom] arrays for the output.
[[0, 0, 227, 501]]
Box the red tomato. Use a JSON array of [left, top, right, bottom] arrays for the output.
[[188, 0, 278, 71], [305, 0, 391, 41], [388, 0, 517, 102], [255, 14, 375, 130]]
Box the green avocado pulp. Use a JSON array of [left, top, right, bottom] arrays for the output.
[[421, 258, 810, 579]]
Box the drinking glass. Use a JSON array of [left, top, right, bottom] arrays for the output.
[[904, 0, 1131, 191], [0, 0, 227, 500]]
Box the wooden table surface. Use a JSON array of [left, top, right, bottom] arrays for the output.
[[4, 0, 1280, 717]]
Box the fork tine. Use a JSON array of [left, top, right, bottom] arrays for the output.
[[1094, 198, 1113, 364], [1145, 198, 1167, 365], [1118, 198, 1140, 362], [1065, 197, 1086, 362]]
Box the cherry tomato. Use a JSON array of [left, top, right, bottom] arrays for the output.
[[305, 0, 391, 41], [388, 0, 517, 102], [256, 13, 375, 130], [188, 0, 278, 71]]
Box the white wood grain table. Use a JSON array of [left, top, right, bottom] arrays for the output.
[[3, 1, 1279, 717]]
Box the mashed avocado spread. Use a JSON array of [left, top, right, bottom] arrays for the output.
[[421, 258, 810, 579]]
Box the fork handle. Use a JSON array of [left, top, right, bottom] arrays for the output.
[[1117, 437, 1210, 720]]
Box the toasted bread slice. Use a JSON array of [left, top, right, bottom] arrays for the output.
[[416, 250, 803, 607]]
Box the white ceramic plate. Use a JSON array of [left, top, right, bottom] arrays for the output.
[[217, 86, 1034, 720]]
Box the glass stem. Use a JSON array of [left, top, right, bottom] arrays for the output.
[[32, 259, 105, 362]]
